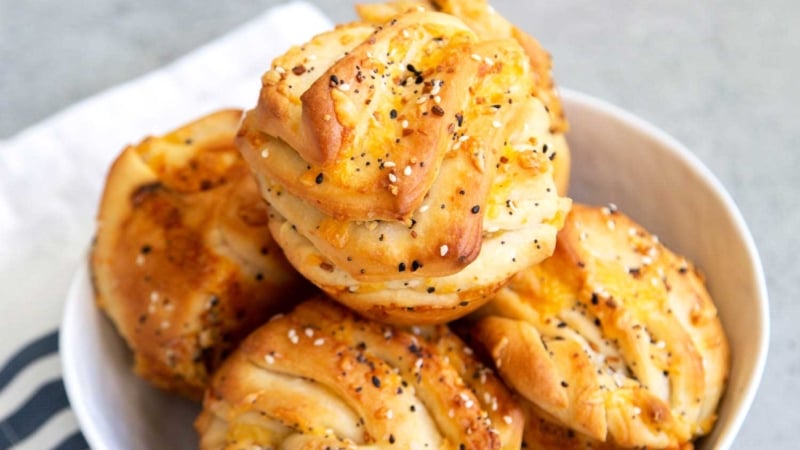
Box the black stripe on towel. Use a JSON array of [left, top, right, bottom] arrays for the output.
[[0, 379, 71, 450], [0, 330, 59, 392], [52, 429, 89, 450]]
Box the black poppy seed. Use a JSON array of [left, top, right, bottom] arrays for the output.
[[561, 381, 569, 388], [411, 260, 421, 271], [471, 205, 480, 214], [431, 105, 445, 116], [140, 245, 151, 254], [315, 173, 324, 184], [427, 287, 435, 293], [329, 74, 339, 87], [591, 293, 599, 305], [372, 375, 381, 388], [398, 262, 406, 272], [389, 434, 396, 444], [390, 109, 398, 119]]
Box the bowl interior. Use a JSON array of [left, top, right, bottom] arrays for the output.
[[61, 90, 768, 450]]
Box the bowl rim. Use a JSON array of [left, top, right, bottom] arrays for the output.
[[61, 263, 111, 450], [60, 88, 770, 450]]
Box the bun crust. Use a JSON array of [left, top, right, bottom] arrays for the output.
[[238, 8, 571, 323], [91, 110, 315, 399], [471, 204, 729, 449], [195, 297, 524, 449]]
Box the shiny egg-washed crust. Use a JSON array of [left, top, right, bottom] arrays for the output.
[[195, 297, 524, 449], [355, 0, 571, 195], [238, 9, 571, 322], [470, 204, 729, 449], [91, 110, 315, 400]]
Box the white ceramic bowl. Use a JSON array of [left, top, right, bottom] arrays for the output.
[[61, 89, 769, 450]]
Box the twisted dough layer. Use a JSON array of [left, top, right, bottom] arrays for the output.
[[196, 297, 524, 449], [238, 5, 570, 323], [471, 204, 729, 449], [91, 110, 314, 399], [355, 0, 571, 194]]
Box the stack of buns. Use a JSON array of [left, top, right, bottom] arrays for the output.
[[91, 0, 729, 448]]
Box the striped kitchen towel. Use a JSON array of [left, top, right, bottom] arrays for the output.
[[0, 3, 331, 448]]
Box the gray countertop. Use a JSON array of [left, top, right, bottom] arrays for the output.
[[2, 0, 797, 447]]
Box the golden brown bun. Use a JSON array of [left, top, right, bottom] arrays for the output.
[[195, 297, 524, 449], [470, 204, 729, 449], [238, 8, 571, 324], [355, 0, 570, 195], [91, 110, 315, 400]]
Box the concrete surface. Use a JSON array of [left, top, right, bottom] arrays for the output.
[[2, 0, 797, 447]]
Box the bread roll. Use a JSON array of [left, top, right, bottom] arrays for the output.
[[195, 297, 524, 449], [238, 7, 571, 324], [91, 110, 315, 399], [471, 204, 729, 449]]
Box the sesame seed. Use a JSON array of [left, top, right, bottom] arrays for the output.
[[416, 95, 429, 104], [459, 135, 469, 142], [484, 57, 494, 66], [402, 29, 410, 38], [338, 83, 351, 91], [503, 415, 513, 425], [274, 66, 286, 74], [492, 120, 502, 128], [314, 338, 325, 346], [384, 161, 396, 168], [401, 120, 409, 129], [403, 166, 412, 176], [632, 407, 642, 415], [471, 53, 482, 61], [386, 409, 394, 419], [260, 149, 269, 158], [419, 204, 429, 213], [323, 114, 331, 121], [150, 291, 159, 302], [305, 328, 314, 338], [440, 245, 449, 256], [607, 219, 616, 230], [288, 329, 299, 344], [388, 173, 398, 183], [135, 254, 145, 266], [265, 354, 275, 364]]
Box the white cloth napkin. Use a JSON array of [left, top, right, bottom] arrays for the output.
[[0, 3, 332, 448]]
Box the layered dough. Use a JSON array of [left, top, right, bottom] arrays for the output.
[[238, 5, 571, 324], [195, 297, 524, 449], [471, 204, 730, 449], [355, 0, 571, 194], [91, 110, 315, 399]]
